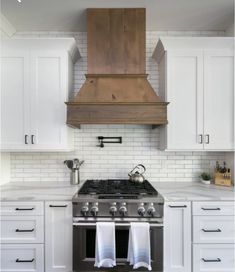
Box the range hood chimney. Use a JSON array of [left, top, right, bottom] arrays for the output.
[[66, 8, 168, 127]]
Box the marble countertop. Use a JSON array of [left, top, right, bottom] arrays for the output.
[[0, 181, 234, 202], [0, 182, 80, 201], [152, 182, 235, 201]]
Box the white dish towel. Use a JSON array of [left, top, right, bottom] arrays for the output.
[[127, 222, 152, 271], [94, 222, 116, 268]]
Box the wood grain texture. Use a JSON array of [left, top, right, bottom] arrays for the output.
[[66, 8, 168, 126], [73, 74, 162, 103], [87, 8, 146, 74], [87, 9, 110, 74], [66, 103, 168, 125]]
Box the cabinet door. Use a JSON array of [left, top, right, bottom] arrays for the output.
[[30, 51, 70, 151], [193, 244, 235, 272], [167, 51, 204, 150], [1, 244, 44, 272], [204, 50, 234, 150], [1, 215, 44, 244], [45, 201, 72, 272], [1, 51, 30, 150], [164, 202, 191, 272]]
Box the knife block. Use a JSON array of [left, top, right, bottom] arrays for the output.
[[214, 171, 233, 187]]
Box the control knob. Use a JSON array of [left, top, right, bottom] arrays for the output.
[[109, 202, 117, 216], [81, 202, 89, 216], [147, 203, 156, 216], [90, 203, 99, 217], [137, 203, 146, 217], [119, 202, 127, 216]]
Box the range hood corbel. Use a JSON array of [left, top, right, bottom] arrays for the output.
[[66, 8, 168, 127]]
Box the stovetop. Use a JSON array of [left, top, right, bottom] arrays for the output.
[[73, 179, 163, 218], [78, 179, 158, 196]]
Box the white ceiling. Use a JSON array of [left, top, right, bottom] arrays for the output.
[[2, 0, 234, 32]]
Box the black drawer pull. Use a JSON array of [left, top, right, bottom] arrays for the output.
[[169, 205, 187, 208], [202, 228, 221, 233], [15, 208, 34, 211], [31, 135, 35, 144], [15, 228, 34, 232], [49, 205, 67, 208], [201, 207, 221, 211], [16, 258, 34, 263], [24, 135, 29, 145], [202, 258, 221, 263]]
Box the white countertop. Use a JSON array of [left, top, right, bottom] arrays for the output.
[[0, 182, 80, 201], [152, 182, 235, 201], [0, 181, 234, 202]]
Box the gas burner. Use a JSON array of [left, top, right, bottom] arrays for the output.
[[73, 179, 163, 219], [78, 179, 158, 196]]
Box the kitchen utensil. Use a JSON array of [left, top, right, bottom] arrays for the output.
[[64, 158, 85, 185], [64, 160, 73, 170], [128, 164, 146, 183]]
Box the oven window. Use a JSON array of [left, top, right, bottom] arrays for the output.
[[86, 229, 129, 258]]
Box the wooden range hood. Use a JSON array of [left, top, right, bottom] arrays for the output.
[[66, 8, 168, 127]]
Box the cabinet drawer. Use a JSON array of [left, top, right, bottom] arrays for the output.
[[193, 244, 235, 272], [0, 216, 44, 243], [0, 202, 44, 216], [0, 244, 44, 272], [193, 202, 235, 216], [193, 216, 235, 243]]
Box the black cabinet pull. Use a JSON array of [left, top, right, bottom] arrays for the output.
[[15, 208, 34, 211], [49, 205, 67, 208], [202, 258, 221, 263], [169, 205, 187, 208], [16, 258, 34, 263], [31, 135, 35, 144], [15, 228, 34, 232], [24, 135, 29, 144], [205, 134, 210, 144], [202, 228, 221, 233], [201, 207, 221, 211], [198, 134, 203, 144]]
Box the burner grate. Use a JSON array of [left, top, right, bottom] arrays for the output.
[[78, 179, 158, 196]]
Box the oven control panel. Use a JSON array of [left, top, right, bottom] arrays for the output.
[[73, 201, 163, 218]]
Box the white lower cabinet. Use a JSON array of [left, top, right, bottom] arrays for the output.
[[1, 215, 44, 244], [164, 202, 191, 272], [0, 202, 44, 272], [0, 244, 44, 272], [193, 216, 235, 244], [192, 201, 235, 272], [193, 244, 235, 272], [45, 201, 73, 272]]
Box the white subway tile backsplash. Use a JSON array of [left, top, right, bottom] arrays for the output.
[[10, 30, 227, 183]]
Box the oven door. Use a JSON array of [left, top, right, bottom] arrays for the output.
[[73, 221, 163, 272]]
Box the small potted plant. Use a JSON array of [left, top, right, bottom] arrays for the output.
[[200, 172, 211, 185]]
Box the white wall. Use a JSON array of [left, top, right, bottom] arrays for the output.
[[9, 30, 228, 184], [226, 22, 234, 36], [0, 153, 11, 185]]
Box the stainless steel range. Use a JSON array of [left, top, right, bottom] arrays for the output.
[[73, 179, 164, 272]]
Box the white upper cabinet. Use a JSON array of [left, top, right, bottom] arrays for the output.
[[166, 50, 204, 150], [1, 51, 30, 150], [154, 37, 234, 151], [204, 50, 234, 150], [1, 38, 80, 152], [30, 51, 71, 150]]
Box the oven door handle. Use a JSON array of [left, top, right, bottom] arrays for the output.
[[73, 222, 163, 227]]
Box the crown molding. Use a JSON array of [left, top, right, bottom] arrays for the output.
[[1, 13, 16, 37]]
